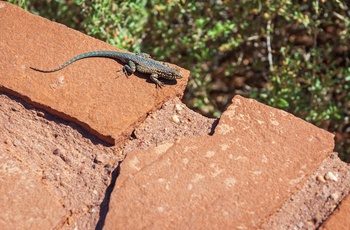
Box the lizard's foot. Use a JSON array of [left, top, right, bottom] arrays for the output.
[[117, 67, 132, 78], [150, 73, 164, 88]]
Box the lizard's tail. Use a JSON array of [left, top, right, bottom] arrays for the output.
[[30, 59, 75, 73], [29, 66, 63, 73], [29, 52, 104, 73]]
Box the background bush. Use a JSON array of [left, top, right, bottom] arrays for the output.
[[10, 0, 350, 161]]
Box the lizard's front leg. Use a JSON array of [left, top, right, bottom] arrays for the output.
[[122, 60, 136, 77], [150, 73, 164, 88]]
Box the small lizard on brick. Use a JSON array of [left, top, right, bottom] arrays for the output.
[[30, 51, 183, 87]]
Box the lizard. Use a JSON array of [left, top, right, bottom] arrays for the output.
[[30, 50, 183, 88]]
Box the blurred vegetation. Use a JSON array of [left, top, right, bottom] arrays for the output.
[[9, 0, 350, 161]]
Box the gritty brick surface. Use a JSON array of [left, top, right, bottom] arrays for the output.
[[122, 97, 216, 153], [0, 146, 66, 229], [262, 153, 350, 229], [105, 96, 335, 229], [0, 93, 118, 229], [0, 2, 189, 145], [0, 92, 214, 229]]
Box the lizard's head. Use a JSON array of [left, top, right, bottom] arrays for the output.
[[170, 66, 183, 79], [158, 64, 183, 80]]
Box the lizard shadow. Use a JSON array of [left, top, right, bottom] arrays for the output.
[[137, 73, 179, 87]]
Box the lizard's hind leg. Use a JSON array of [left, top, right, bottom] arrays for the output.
[[121, 61, 136, 77]]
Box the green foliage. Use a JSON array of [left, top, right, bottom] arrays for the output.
[[252, 0, 350, 159], [79, 0, 149, 52], [7, 0, 350, 160]]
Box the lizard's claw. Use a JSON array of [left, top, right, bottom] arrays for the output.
[[117, 67, 130, 78], [150, 73, 164, 88]]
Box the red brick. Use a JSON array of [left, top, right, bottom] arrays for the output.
[[0, 2, 188, 145], [105, 96, 334, 229]]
